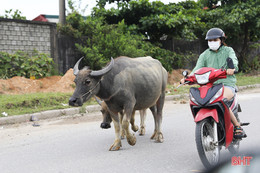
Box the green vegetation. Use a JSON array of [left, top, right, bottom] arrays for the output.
[[2, 0, 258, 73], [1, 1, 259, 72], [236, 73, 260, 86], [167, 85, 194, 96], [58, 10, 185, 71], [0, 50, 55, 79], [94, 0, 203, 41], [0, 9, 26, 20], [80, 0, 260, 71], [0, 92, 96, 117]]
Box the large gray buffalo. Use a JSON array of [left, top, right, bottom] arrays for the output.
[[69, 56, 167, 151]]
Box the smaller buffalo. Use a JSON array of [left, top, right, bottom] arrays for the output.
[[95, 96, 147, 137]]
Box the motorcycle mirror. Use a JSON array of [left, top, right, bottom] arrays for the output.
[[227, 57, 235, 69], [182, 71, 189, 77]]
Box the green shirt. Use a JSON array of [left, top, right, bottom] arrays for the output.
[[191, 46, 239, 88]]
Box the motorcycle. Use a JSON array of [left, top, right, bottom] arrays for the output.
[[178, 58, 249, 169]]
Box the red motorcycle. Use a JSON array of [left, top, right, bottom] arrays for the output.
[[179, 58, 248, 168]]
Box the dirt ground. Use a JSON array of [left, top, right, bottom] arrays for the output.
[[0, 69, 186, 95], [0, 69, 75, 95]]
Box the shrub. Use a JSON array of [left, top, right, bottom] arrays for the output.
[[0, 50, 54, 79]]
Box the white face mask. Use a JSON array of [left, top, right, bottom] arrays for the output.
[[208, 40, 221, 51]]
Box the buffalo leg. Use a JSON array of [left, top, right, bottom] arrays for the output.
[[122, 104, 136, 146], [119, 111, 125, 139], [130, 111, 139, 132], [154, 93, 165, 143], [109, 112, 122, 151], [150, 106, 158, 140], [139, 109, 147, 136]]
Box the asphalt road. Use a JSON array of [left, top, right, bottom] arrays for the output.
[[0, 89, 259, 173]]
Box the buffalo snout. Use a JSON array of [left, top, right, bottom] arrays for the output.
[[100, 122, 111, 129], [69, 96, 83, 106]]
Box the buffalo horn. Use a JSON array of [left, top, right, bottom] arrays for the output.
[[94, 96, 104, 105], [90, 57, 114, 77], [73, 56, 84, 76]]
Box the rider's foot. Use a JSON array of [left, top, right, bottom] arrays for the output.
[[234, 126, 247, 139]]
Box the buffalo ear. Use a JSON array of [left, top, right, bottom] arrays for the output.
[[73, 57, 84, 76], [90, 57, 114, 77]]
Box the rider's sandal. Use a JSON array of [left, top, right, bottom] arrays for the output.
[[234, 126, 247, 139]]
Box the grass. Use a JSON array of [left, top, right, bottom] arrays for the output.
[[0, 73, 259, 117], [236, 73, 260, 86], [0, 92, 96, 117], [166, 84, 195, 96]]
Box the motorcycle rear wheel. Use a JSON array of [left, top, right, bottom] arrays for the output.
[[195, 118, 220, 169]]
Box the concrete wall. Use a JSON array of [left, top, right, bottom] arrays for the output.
[[0, 18, 58, 65]]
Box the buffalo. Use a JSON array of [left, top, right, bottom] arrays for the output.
[[69, 56, 167, 151]]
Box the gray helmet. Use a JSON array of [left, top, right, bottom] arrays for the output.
[[205, 28, 225, 40]]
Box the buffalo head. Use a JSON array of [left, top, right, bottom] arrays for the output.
[[69, 57, 114, 107]]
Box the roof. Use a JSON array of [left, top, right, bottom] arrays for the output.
[[32, 14, 87, 23], [32, 14, 59, 23]]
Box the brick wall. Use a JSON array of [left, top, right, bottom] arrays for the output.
[[0, 18, 57, 63]]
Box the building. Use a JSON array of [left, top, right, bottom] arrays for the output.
[[32, 14, 59, 23]]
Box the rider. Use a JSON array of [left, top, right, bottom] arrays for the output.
[[181, 28, 246, 139]]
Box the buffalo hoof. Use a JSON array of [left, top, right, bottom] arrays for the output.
[[100, 123, 111, 129], [151, 131, 164, 143], [150, 131, 156, 139], [131, 125, 139, 132], [127, 133, 136, 146], [109, 140, 122, 151], [139, 127, 145, 136]]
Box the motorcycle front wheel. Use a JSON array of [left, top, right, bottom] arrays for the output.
[[195, 118, 220, 169]]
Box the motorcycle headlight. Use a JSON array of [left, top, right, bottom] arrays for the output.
[[195, 71, 211, 84], [209, 87, 223, 104]]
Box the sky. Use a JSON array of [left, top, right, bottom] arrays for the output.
[[0, 0, 186, 20]]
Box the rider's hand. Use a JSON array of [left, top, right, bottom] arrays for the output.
[[226, 69, 235, 75], [180, 78, 185, 84]]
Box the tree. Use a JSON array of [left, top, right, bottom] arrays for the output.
[[61, 0, 260, 71], [198, 0, 260, 70], [0, 9, 26, 20], [58, 0, 185, 71], [95, 0, 131, 8], [94, 0, 203, 41], [93, 0, 259, 70]]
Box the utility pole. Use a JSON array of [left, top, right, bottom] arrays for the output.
[[59, 0, 66, 25]]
